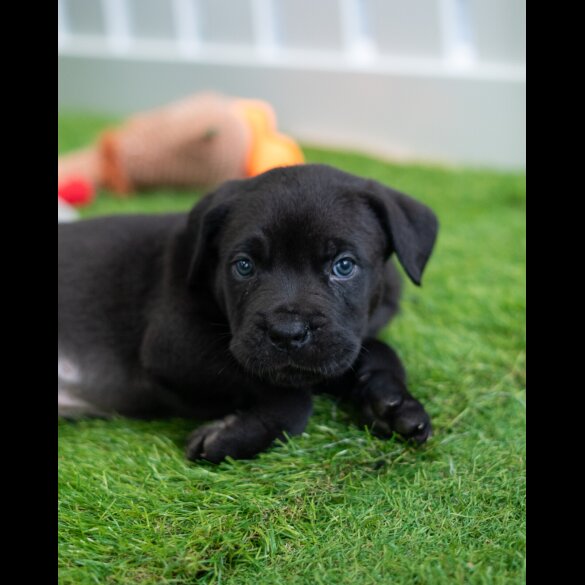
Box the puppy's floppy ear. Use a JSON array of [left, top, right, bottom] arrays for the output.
[[186, 180, 240, 285], [362, 180, 439, 286]]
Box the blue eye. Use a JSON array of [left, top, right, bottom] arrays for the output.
[[332, 257, 356, 278], [234, 257, 254, 278]]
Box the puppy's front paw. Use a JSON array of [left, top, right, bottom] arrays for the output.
[[185, 413, 276, 463], [357, 371, 432, 444], [185, 415, 242, 463]]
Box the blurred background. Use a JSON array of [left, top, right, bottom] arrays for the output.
[[58, 0, 526, 170]]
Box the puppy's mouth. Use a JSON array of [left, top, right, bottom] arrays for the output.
[[228, 319, 362, 387], [265, 363, 332, 387], [230, 340, 359, 387]]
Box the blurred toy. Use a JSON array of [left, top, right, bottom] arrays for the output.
[[58, 177, 95, 206], [58, 92, 304, 197]]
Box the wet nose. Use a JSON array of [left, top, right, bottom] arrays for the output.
[[267, 320, 311, 351]]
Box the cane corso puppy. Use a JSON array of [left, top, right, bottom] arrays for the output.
[[58, 164, 438, 462]]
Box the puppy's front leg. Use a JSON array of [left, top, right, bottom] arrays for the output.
[[320, 339, 431, 443], [185, 389, 312, 463], [351, 339, 431, 443]]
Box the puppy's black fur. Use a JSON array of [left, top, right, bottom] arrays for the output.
[[58, 164, 438, 462]]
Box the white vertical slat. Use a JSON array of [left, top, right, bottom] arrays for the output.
[[58, 0, 69, 48], [251, 0, 278, 57], [102, 0, 132, 52], [339, 0, 376, 62], [439, 0, 477, 68], [172, 0, 200, 55]]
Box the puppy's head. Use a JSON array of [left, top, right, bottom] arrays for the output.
[[186, 164, 438, 387]]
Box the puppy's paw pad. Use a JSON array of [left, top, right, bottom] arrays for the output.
[[185, 415, 239, 463]]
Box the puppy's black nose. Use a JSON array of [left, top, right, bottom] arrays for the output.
[[267, 321, 311, 351]]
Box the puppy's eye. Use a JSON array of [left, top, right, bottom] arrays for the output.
[[332, 257, 357, 279], [234, 257, 255, 278]]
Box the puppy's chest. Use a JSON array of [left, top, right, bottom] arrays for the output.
[[154, 361, 253, 417], [141, 318, 252, 403]]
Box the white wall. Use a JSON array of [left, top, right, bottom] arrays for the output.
[[58, 0, 526, 170]]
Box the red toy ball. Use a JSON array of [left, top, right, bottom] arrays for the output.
[[57, 177, 95, 207]]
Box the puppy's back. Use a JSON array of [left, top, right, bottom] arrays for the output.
[[58, 213, 185, 354]]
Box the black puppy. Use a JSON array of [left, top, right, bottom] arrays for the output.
[[58, 164, 438, 462]]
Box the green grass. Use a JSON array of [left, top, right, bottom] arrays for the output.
[[59, 113, 526, 584]]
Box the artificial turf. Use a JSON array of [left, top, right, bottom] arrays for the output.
[[58, 113, 526, 584]]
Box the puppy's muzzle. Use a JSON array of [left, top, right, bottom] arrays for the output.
[[266, 319, 311, 352]]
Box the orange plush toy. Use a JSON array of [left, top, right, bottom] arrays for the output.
[[58, 92, 304, 200]]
